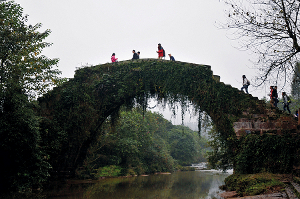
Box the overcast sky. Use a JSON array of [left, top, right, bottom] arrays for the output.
[[14, 0, 273, 125]]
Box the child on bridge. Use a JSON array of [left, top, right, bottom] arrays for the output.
[[168, 54, 175, 61]]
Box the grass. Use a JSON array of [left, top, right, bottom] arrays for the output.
[[221, 173, 286, 196]]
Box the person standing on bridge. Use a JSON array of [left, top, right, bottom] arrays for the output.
[[168, 54, 175, 61], [132, 50, 138, 60], [137, 51, 140, 59], [111, 53, 118, 63], [157, 43, 164, 59], [241, 75, 250, 94]]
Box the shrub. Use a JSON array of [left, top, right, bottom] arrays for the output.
[[94, 165, 122, 178], [224, 173, 285, 196]]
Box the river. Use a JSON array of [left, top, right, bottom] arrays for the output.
[[44, 170, 232, 199]]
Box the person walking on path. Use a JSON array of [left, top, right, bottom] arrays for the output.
[[132, 50, 138, 60], [282, 92, 291, 114], [157, 43, 164, 59], [111, 53, 118, 63], [241, 75, 250, 94], [168, 54, 175, 61]]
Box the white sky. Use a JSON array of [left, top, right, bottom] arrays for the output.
[[14, 0, 273, 126]]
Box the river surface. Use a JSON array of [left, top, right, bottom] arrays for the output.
[[44, 170, 232, 199]]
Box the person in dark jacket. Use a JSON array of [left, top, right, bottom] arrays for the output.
[[132, 50, 138, 60], [168, 54, 175, 61], [282, 92, 291, 114], [271, 86, 278, 107], [137, 51, 140, 59]]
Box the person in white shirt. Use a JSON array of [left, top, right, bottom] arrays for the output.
[[241, 75, 250, 94]]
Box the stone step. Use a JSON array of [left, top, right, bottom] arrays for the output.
[[285, 185, 298, 199], [291, 182, 300, 197], [229, 192, 287, 199]]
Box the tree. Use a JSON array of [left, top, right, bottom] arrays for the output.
[[0, 86, 51, 193], [222, 0, 300, 85], [84, 109, 175, 175], [0, 1, 61, 193], [0, 0, 61, 101], [291, 62, 300, 99]]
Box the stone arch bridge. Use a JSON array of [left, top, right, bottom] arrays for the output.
[[38, 59, 299, 175]]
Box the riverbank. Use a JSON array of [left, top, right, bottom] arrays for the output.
[[218, 173, 300, 199]]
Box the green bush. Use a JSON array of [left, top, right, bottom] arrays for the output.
[[94, 165, 122, 178], [234, 134, 300, 174], [224, 173, 285, 196]]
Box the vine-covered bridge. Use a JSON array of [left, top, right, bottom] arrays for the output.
[[38, 59, 299, 175]]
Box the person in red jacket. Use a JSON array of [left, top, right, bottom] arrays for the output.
[[156, 43, 164, 59]]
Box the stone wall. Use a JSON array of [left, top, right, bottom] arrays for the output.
[[233, 106, 299, 138]]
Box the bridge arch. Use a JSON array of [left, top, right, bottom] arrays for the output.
[[38, 59, 297, 174]]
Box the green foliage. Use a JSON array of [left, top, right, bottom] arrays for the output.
[[0, 1, 61, 193], [168, 125, 207, 165], [83, 108, 174, 176], [94, 165, 122, 178], [0, 1, 61, 99], [224, 173, 285, 196], [175, 165, 196, 171], [207, 125, 235, 171], [234, 134, 300, 174], [82, 108, 207, 177], [0, 86, 51, 193]]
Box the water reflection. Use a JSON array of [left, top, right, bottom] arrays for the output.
[[46, 170, 231, 199]]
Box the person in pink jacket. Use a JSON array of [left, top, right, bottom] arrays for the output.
[[111, 53, 118, 62]]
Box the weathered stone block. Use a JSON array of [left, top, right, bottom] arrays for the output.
[[233, 122, 252, 131], [233, 112, 300, 138], [254, 121, 276, 129]]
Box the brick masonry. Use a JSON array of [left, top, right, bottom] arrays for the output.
[[233, 111, 299, 138]]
